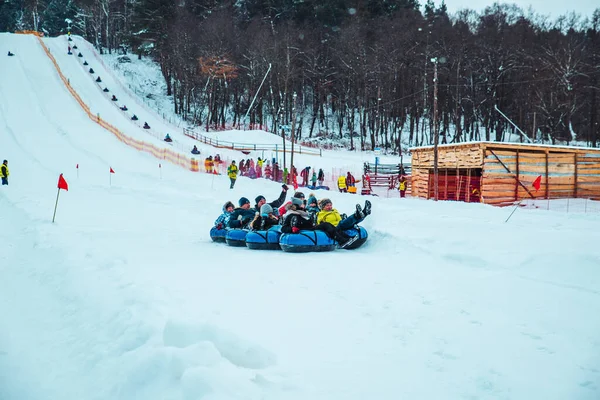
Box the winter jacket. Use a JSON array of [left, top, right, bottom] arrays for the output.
[[346, 173, 356, 187], [250, 213, 279, 231], [255, 190, 287, 214], [214, 202, 234, 228], [227, 164, 238, 179], [337, 176, 347, 189], [228, 207, 256, 228], [281, 209, 314, 233], [0, 164, 9, 178], [316, 209, 343, 227]]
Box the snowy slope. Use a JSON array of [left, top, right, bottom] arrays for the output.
[[0, 33, 599, 400]]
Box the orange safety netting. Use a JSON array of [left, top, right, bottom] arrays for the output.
[[34, 35, 197, 172]]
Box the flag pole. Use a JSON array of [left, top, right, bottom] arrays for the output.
[[505, 199, 524, 223], [52, 187, 61, 223]]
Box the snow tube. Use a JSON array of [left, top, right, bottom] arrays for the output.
[[225, 229, 249, 247], [279, 230, 337, 253], [306, 185, 330, 191], [245, 226, 282, 250], [210, 226, 227, 243], [341, 226, 369, 250]]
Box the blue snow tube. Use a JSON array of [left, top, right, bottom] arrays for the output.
[[225, 229, 249, 247], [210, 226, 227, 243], [279, 230, 337, 253], [341, 226, 369, 250], [306, 185, 330, 191], [245, 226, 282, 250]]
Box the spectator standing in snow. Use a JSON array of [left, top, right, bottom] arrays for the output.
[[317, 168, 325, 186], [310, 171, 317, 187], [399, 175, 407, 198], [227, 161, 238, 189], [1, 160, 9, 185]]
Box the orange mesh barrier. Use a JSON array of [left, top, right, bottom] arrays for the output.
[[34, 35, 197, 172]]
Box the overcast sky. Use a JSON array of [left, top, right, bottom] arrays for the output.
[[441, 0, 598, 18]]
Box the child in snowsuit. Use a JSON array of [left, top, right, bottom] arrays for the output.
[[214, 201, 235, 229]]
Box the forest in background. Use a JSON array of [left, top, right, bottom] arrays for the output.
[[2, 0, 600, 153]]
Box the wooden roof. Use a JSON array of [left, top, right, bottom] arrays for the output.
[[410, 141, 600, 154]]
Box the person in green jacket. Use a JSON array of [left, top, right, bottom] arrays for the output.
[[227, 161, 238, 189]]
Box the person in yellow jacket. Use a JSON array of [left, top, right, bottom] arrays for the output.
[[1, 160, 9, 185], [316, 198, 371, 230], [337, 175, 347, 192], [398, 175, 407, 198], [227, 160, 238, 189]]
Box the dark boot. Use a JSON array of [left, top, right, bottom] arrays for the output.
[[335, 230, 351, 244], [355, 204, 364, 219], [363, 200, 372, 216]]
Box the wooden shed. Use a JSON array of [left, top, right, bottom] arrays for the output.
[[410, 142, 600, 205]]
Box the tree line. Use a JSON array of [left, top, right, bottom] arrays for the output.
[[2, 0, 600, 152]]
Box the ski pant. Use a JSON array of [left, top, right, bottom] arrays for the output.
[[229, 178, 236, 189], [1, 177, 7, 185], [337, 214, 363, 231]]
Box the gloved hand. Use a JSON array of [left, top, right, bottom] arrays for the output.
[[282, 184, 289, 191], [216, 223, 223, 229], [238, 215, 243, 220], [292, 227, 299, 233]]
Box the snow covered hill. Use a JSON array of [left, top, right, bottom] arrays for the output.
[[0, 33, 599, 400]]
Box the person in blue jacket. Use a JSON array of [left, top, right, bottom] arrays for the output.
[[214, 201, 234, 229]]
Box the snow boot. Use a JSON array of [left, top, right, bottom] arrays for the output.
[[340, 234, 359, 248], [355, 204, 364, 219], [363, 200, 372, 216]]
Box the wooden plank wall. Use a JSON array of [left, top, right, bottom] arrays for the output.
[[411, 143, 600, 203], [482, 150, 600, 205], [577, 152, 600, 200], [412, 144, 484, 199], [411, 168, 429, 198]]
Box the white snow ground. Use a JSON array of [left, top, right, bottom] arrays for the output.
[[0, 33, 599, 400]]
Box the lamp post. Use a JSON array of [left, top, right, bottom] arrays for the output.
[[431, 56, 446, 201], [290, 92, 298, 179]]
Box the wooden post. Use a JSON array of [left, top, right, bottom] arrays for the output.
[[444, 169, 448, 200], [466, 168, 471, 202], [515, 150, 520, 201], [433, 61, 440, 201], [545, 151, 549, 199], [574, 152, 578, 198]]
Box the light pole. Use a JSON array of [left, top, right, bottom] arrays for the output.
[[431, 56, 446, 201], [290, 92, 298, 179]]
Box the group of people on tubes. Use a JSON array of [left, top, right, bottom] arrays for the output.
[[213, 185, 372, 246]]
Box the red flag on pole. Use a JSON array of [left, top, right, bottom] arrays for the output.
[[58, 173, 69, 191], [532, 175, 542, 191], [53, 174, 68, 223], [110, 167, 115, 174], [76, 164, 79, 169]]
